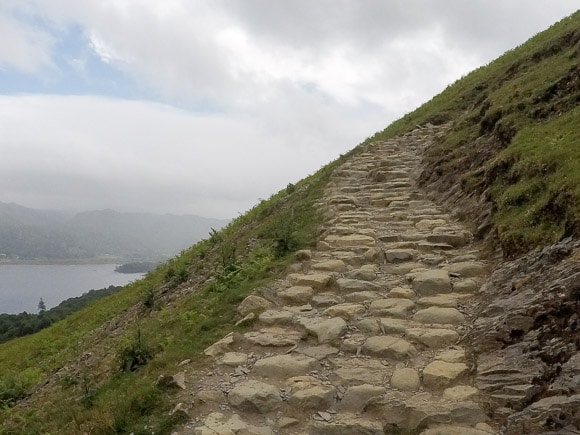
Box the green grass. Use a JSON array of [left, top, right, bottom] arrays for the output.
[[0, 151, 350, 433]]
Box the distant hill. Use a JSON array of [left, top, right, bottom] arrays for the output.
[[0, 202, 229, 261]]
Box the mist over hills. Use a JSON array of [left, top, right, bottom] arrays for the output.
[[0, 202, 229, 261]]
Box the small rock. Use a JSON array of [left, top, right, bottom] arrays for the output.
[[237, 295, 272, 316], [363, 336, 417, 360], [443, 385, 479, 401], [406, 328, 460, 348], [443, 261, 486, 278], [388, 286, 416, 299], [422, 361, 469, 389], [303, 317, 347, 344], [413, 307, 465, 325], [253, 354, 318, 378], [228, 380, 282, 413], [203, 332, 238, 357], [312, 259, 347, 272], [339, 384, 386, 412], [410, 270, 452, 296], [369, 298, 415, 318], [391, 368, 420, 391], [323, 303, 366, 320], [244, 327, 303, 347], [278, 286, 314, 304], [218, 352, 248, 367], [156, 372, 186, 389], [258, 309, 294, 325], [288, 384, 336, 409]]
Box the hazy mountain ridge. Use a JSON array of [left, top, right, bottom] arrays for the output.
[[0, 202, 229, 261]]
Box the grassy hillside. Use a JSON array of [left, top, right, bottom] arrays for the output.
[[368, 10, 579, 257], [1, 10, 578, 434]]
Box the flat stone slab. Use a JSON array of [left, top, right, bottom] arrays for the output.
[[336, 278, 382, 293], [415, 219, 448, 230], [312, 259, 347, 272], [288, 384, 336, 409], [339, 384, 386, 412], [406, 328, 460, 348], [254, 354, 318, 378], [384, 249, 418, 263], [417, 295, 458, 308], [288, 273, 335, 289], [435, 348, 466, 363], [369, 298, 415, 318], [238, 295, 273, 316], [330, 357, 392, 385], [228, 380, 282, 413], [309, 414, 384, 434], [343, 291, 382, 303], [204, 332, 238, 357], [410, 269, 452, 296], [345, 266, 377, 281], [427, 232, 471, 247], [388, 287, 416, 299], [443, 385, 479, 401], [312, 292, 343, 307], [391, 368, 420, 391], [278, 286, 314, 304], [218, 352, 248, 367], [413, 307, 465, 325], [363, 336, 417, 359], [244, 327, 303, 347], [382, 392, 488, 431], [323, 303, 366, 320], [302, 317, 347, 344], [422, 361, 469, 389], [195, 412, 273, 435], [380, 318, 415, 334], [298, 344, 339, 360], [384, 262, 426, 274], [324, 234, 376, 247], [443, 261, 486, 278], [258, 309, 294, 325]]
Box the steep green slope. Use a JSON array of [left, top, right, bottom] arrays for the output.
[[1, 10, 578, 434], [0, 157, 349, 433], [369, 11, 579, 257]]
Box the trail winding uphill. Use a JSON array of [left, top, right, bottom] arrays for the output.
[[169, 123, 502, 434]]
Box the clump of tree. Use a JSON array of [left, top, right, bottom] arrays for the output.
[[0, 286, 122, 344]]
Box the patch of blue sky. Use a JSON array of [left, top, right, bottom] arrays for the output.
[[0, 23, 152, 100]]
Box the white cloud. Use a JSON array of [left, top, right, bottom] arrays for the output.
[[0, 3, 55, 73], [0, 1, 577, 217], [0, 94, 385, 217]]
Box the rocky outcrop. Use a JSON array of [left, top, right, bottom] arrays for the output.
[[469, 237, 580, 433]]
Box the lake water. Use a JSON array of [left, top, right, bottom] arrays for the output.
[[0, 264, 144, 314]]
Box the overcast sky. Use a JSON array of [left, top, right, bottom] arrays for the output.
[[0, 1, 577, 219]]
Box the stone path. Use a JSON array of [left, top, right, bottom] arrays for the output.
[[174, 124, 497, 434]]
